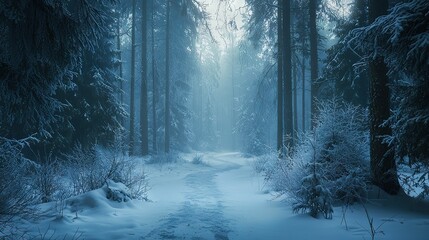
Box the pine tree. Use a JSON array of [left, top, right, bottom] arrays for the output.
[[0, 0, 112, 140], [140, 0, 149, 156], [367, 0, 400, 194], [129, 0, 137, 155], [283, 0, 293, 150], [277, 0, 284, 154], [151, 0, 158, 153], [164, 0, 171, 153], [309, 0, 318, 129]]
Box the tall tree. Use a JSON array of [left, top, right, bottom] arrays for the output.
[[309, 0, 318, 128], [140, 0, 149, 156], [129, 0, 137, 155], [283, 0, 293, 149], [323, 0, 369, 107], [295, 0, 309, 132], [151, 0, 158, 153], [116, 10, 124, 107], [277, 0, 284, 154], [0, 0, 111, 140], [164, 0, 171, 153], [367, 0, 400, 194]]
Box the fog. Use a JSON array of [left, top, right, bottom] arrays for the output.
[[1, 0, 428, 239]]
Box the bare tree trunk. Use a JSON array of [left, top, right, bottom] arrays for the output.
[[301, 56, 306, 132], [231, 35, 236, 150], [283, 0, 293, 150], [309, 0, 318, 129], [151, 0, 157, 153], [293, 60, 298, 142], [116, 12, 124, 110], [129, 0, 137, 155], [164, 0, 171, 153], [140, 0, 149, 156], [277, 0, 283, 154], [368, 0, 400, 195]]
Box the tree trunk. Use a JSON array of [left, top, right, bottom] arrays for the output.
[[309, 0, 318, 129], [129, 0, 136, 155], [151, 0, 157, 153], [301, 56, 306, 132], [293, 60, 298, 141], [231, 35, 236, 150], [368, 0, 400, 195], [140, 0, 149, 156], [164, 0, 171, 153], [283, 0, 293, 150], [116, 12, 124, 110], [277, 0, 283, 154]]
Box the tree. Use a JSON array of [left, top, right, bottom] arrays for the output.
[[277, 0, 284, 153], [165, 0, 171, 153], [129, 0, 137, 155], [151, 0, 158, 153], [348, 0, 429, 196], [367, 0, 400, 194], [309, 0, 318, 128], [295, 0, 310, 132], [283, 0, 293, 150], [0, 0, 111, 140], [115, 1, 129, 109], [323, 0, 369, 107], [140, 0, 149, 156]]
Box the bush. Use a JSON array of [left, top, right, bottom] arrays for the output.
[[293, 167, 333, 219], [311, 100, 370, 204], [256, 100, 370, 218], [191, 154, 206, 165], [65, 143, 148, 200], [0, 136, 38, 225], [33, 154, 63, 203]]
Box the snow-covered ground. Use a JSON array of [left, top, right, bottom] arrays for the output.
[[8, 152, 429, 239]]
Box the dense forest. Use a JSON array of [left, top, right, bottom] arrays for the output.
[[0, 0, 428, 239]]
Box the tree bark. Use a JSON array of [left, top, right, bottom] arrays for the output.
[[151, 0, 157, 153], [293, 59, 298, 141], [140, 0, 149, 156], [301, 56, 306, 132], [129, 0, 136, 155], [368, 0, 400, 195], [283, 0, 293, 150], [164, 0, 171, 153], [116, 12, 124, 111], [309, 0, 318, 129], [277, 0, 283, 154]]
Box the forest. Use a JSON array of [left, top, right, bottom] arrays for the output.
[[0, 0, 428, 239]]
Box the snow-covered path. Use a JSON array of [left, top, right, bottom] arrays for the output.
[[14, 152, 429, 239], [143, 153, 240, 239]]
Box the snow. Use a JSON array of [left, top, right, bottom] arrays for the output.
[[7, 152, 429, 239]]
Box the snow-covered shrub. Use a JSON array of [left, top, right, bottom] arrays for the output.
[[192, 154, 204, 165], [256, 100, 369, 218], [291, 100, 369, 217], [33, 154, 63, 203], [309, 100, 369, 204], [293, 164, 333, 219], [253, 151, 294, 192], [65, 143, 148, 200], [0, 136, 37, 224], [98, 145, 148, 200], [253, 153, 274, 175], [65, 144, 99, 195], [105, 180, 133, 202]]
